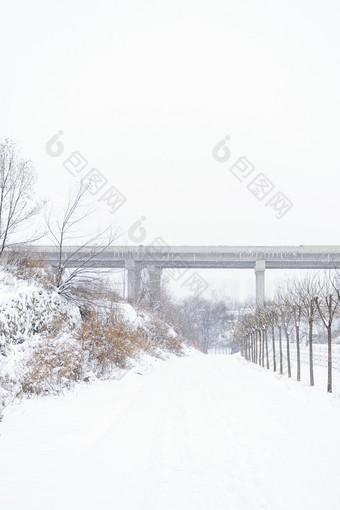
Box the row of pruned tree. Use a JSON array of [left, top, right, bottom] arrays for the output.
[[236, 273, 340, 393]]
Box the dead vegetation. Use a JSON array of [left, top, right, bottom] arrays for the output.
[[142, 316, 184, 355], [6, 249, 54, 288], [0, 255, 187, 399], [20, 338, 84, 395], [77, 314, 137, 373], [15, 309, 185, 397]]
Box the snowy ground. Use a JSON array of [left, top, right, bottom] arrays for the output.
[[1, 353, 340, 510]]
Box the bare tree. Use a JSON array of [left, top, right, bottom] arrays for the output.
[[315, 273, 340, 393], [244, 314, 256, 363], [287, 282, 303, 382], [46, 184, 118, 309], [278, 323, 283, 375], [238, 272, 340, 395], [295, 275, 319, 387], [266, 301, 278, 372], [235, 316, 251, 360], [277, 291, 294, 378], [257, 305, 270, 369], [0, 138, 44, 255]]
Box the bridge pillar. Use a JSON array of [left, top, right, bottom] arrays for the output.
[[255, 260, 265, 306], [126, 261, 142, 301], [148, 265, 162, 305]]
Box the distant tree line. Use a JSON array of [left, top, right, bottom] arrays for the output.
[[152, 293, 238, 353]]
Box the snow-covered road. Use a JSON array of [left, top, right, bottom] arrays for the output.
[[1, 354, 340, 510]]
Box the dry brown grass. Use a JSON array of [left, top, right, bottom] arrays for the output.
[[76, 314, 140, 374], [21, 339, 84, 395], [18, 310, 185, 397], [6, 250, 54, 288]]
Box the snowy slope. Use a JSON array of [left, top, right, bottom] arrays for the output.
[[0, 354, 340, 510], [0, 269, 187, 406]]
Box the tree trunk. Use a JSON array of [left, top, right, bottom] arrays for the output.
[[296, 325, 301, 382], [259, 331, 262, 366], [279, 326, 283, 375], [327, 326, 332, 393], [261, 331, 265, 367], [285, 329, 291, 378], [271, 324, 276, 372], [309, 319, 314, 387], [254, 332, 258, 363], [265, 329, 269, 369]]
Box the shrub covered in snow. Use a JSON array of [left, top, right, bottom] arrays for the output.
[[0, 270, 80, 351], [77, 314, 138, 374], [20, 335, 83, 395]]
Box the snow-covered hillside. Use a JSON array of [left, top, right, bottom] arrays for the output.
[[0, 269, 189, 413]]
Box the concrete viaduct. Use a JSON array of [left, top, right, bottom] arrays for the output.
[[25, 245, 340, 305]]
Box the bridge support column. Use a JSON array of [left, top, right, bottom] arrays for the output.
[[255, 260, 265, 306], [148, 265, 162, 305], [126, 261, 142, 301]]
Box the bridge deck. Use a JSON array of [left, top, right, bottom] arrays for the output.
[[16, 245, 340, 269]]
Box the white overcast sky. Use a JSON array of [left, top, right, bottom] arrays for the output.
[[1, 0, 339, 298]]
